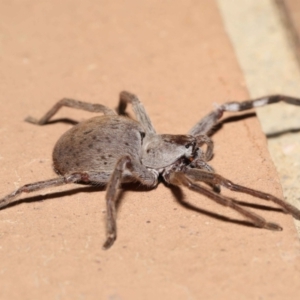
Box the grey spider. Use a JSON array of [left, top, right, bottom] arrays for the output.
[[1, 91, 300, 249]]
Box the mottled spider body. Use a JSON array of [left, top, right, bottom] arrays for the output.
[[1, 91, 300, 249], [53, 115, 145, 178]]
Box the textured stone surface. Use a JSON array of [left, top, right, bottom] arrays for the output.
[[218, 0, 300, 237], [278, 0, 300, 61]]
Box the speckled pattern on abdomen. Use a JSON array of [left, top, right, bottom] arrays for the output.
[[53, 115, 144, 176]]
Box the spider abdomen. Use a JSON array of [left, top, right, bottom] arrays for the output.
[[52, 115, 144, 176]]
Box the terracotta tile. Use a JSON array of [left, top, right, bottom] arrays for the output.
[[0, 1, 299, 299]]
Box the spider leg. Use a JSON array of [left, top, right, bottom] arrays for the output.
[[195, 135, 214, 161], [103, 155, 158, 250], [117, 91, 156, 135], [185, 168, 300, 220], [168, 172, 282, 230], [189, 94, 300, 135], [186, 162, 221, 193], [0, 173, 92, 209], [187, 145, 220, 192], [25, 98, 116, 125]]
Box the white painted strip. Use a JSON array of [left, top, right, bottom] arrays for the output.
[[217, 0, 300, 235]]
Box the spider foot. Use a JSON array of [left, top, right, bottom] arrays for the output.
[[102, 234, 116, 250], [24, 116, 40, 124], [264, 222, 283, 231]]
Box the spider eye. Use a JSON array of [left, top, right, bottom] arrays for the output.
[[140, 132, 146, 139]]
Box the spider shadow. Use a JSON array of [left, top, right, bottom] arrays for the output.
[[210, 112, 256, 136], [211, 112, 300, 138], [1, 180, 286, 232], [13, 111, 295, 225], [29, 112, 300, 140], [45, 118, 79, 126], [1, 182, 153, 212], [1, 184, 106, 210], [165, 183, 286, 229], [114, 182, 156, 210], [266, 128, 300, 138]]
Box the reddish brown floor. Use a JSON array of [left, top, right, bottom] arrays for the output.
[[0, 1, 300, 299]]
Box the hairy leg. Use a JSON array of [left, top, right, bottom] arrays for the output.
[[0, 172, 94, 209], [103, 155, 158, 250], [189, 95, 300, 136], [168, 172, 283, 230], [117, 91, 156, 135], [195, 135, 214, 161], [25, 98, 116, 125], [185, 168, 300, 220]]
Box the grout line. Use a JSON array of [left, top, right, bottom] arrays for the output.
[[216, 0, 300, 236]]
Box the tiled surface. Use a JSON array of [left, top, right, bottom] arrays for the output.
[[0, 1, 300, 299]]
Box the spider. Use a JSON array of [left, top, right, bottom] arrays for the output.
[[1, 91, 300, 249]]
